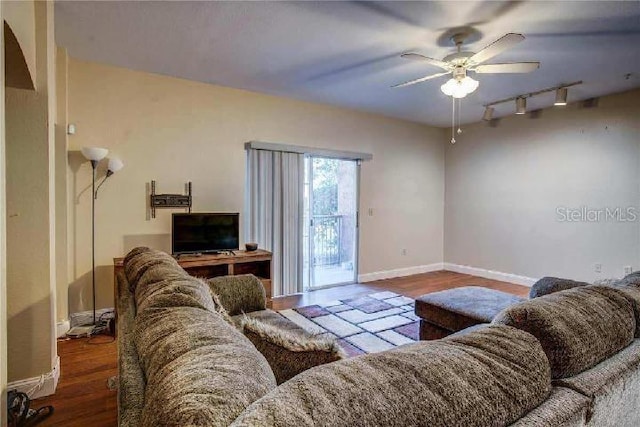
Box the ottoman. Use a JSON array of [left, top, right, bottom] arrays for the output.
[[415, 286, 524, 340]]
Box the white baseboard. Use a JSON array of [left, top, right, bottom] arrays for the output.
[[56, 320, 70, 338], [7, 356, 60, 399], [443, 263, 537, 287], [358, 263, 444, 283]]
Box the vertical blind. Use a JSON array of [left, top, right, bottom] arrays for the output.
[[246, 149, 304, 296]]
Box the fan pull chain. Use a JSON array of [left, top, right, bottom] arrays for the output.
[[457, 98, 463, 135], [451, 97, 456, 144]]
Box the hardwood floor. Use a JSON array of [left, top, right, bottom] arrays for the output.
[[34, 271, 528, 426], [272, 270, 529, 309]]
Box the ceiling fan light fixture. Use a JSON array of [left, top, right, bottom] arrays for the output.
[[483, 106, 494, 121], [459, 76, 479, 94], [515, 97, 527, 115], [554, 87, 568, 106], [441, 76, 479, 99]]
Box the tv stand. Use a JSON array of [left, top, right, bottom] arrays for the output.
[[114, 249, 273, 308]]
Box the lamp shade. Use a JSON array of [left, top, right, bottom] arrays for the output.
[[107, 157, 124, 173], [81, 147, 108, 161]]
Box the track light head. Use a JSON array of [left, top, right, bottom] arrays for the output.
[[482, 106, 494, 121], [515, 97, 527, 115], [554, 87, 568, 106]]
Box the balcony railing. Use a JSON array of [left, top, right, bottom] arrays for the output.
[[312, 214, 343, 266]]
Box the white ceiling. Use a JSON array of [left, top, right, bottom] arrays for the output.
[[55, 1, 640, 127]]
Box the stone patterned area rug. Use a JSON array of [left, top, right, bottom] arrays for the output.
[[279, 291, 419, 356]]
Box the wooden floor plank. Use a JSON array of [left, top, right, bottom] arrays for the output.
[[33, 271, 528, 426]]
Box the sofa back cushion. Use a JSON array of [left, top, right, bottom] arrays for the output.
[[124, 247, 277, 426], [618, 271, 640, 288], [231, 325, 551, 427], [612, 286, 640, 338], [116, 271, 145, 427], [125, 247, 217, 314], [494, 285, 635, 379], [124, 246, 183, 291], [134, 306, 277, 427], [529, 277, 589, 299]]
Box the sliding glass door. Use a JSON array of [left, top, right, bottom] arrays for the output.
[[303, 157, 359, 289]]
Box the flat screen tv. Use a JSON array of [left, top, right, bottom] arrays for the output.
[[172, 213, 239, 255]]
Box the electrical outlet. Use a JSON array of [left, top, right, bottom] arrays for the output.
[[594, 263, 602, 274], [401, 249, 407, 256], [368, 208, 374, 217], [624, 266, 633, 275]]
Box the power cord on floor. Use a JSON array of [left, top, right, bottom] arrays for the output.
[[88, 310, 116, 344]]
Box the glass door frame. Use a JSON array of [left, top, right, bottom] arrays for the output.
[[305, 155, 361, 290]]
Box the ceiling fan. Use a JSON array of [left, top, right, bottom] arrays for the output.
[[393, 32, 540, 98]]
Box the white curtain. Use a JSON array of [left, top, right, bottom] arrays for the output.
[[246, 149, 304, 296]]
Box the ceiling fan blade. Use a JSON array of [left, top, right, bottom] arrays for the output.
[[392, 71, 450, 88], [469, 33, 525, 65], [474, 62, 540, 73], [400, 53, 450, 70]]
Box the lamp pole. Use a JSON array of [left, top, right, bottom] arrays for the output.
[[91, 160, 98, 326], [81, 148, 123, 330]]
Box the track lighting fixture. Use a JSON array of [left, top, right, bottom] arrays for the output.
[[554, 87, 568, 106], [482, 81, 581, 121], [482, 106, 494, 121]]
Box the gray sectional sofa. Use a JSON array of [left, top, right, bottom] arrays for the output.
[[117, 247, 640, 426]]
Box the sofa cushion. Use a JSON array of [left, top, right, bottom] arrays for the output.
[[241, 316, 344, 384], [554, 339, 640, 396], [125, 247, 277, 426], [614, 286, 640, 338], [509, 387, 589, 427], [493, 285, 636, 379], [529, 277, 590, 299], [554, 340, 640, 427], [618, 271, 640, 288], [135, 306, 277, 426], [208, 274, 266, 316], [415, 286, 524, 332], [231, 325, 551, 427], [116, 271, 145, 427], [136, 277, 219, 314], [124, 246, 185, 292], [124, 247, 218, 314]]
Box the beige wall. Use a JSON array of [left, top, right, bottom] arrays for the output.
[[445, 89, 640, 282], [65, 58, 445, 314], [55, 46, 68, 325], [5, 0, 57, 384]]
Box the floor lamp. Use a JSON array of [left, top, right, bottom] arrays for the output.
[[80, 147, 124, 328]]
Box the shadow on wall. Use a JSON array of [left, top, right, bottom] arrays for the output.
[[4, 22, 35, 90], [7, 296, 53, 381], [67, 234, 171, 315], [123, 234, 171, 254], [68, 265, 113, 314]]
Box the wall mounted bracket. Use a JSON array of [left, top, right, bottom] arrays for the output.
[[150, 180, 192, 219]]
